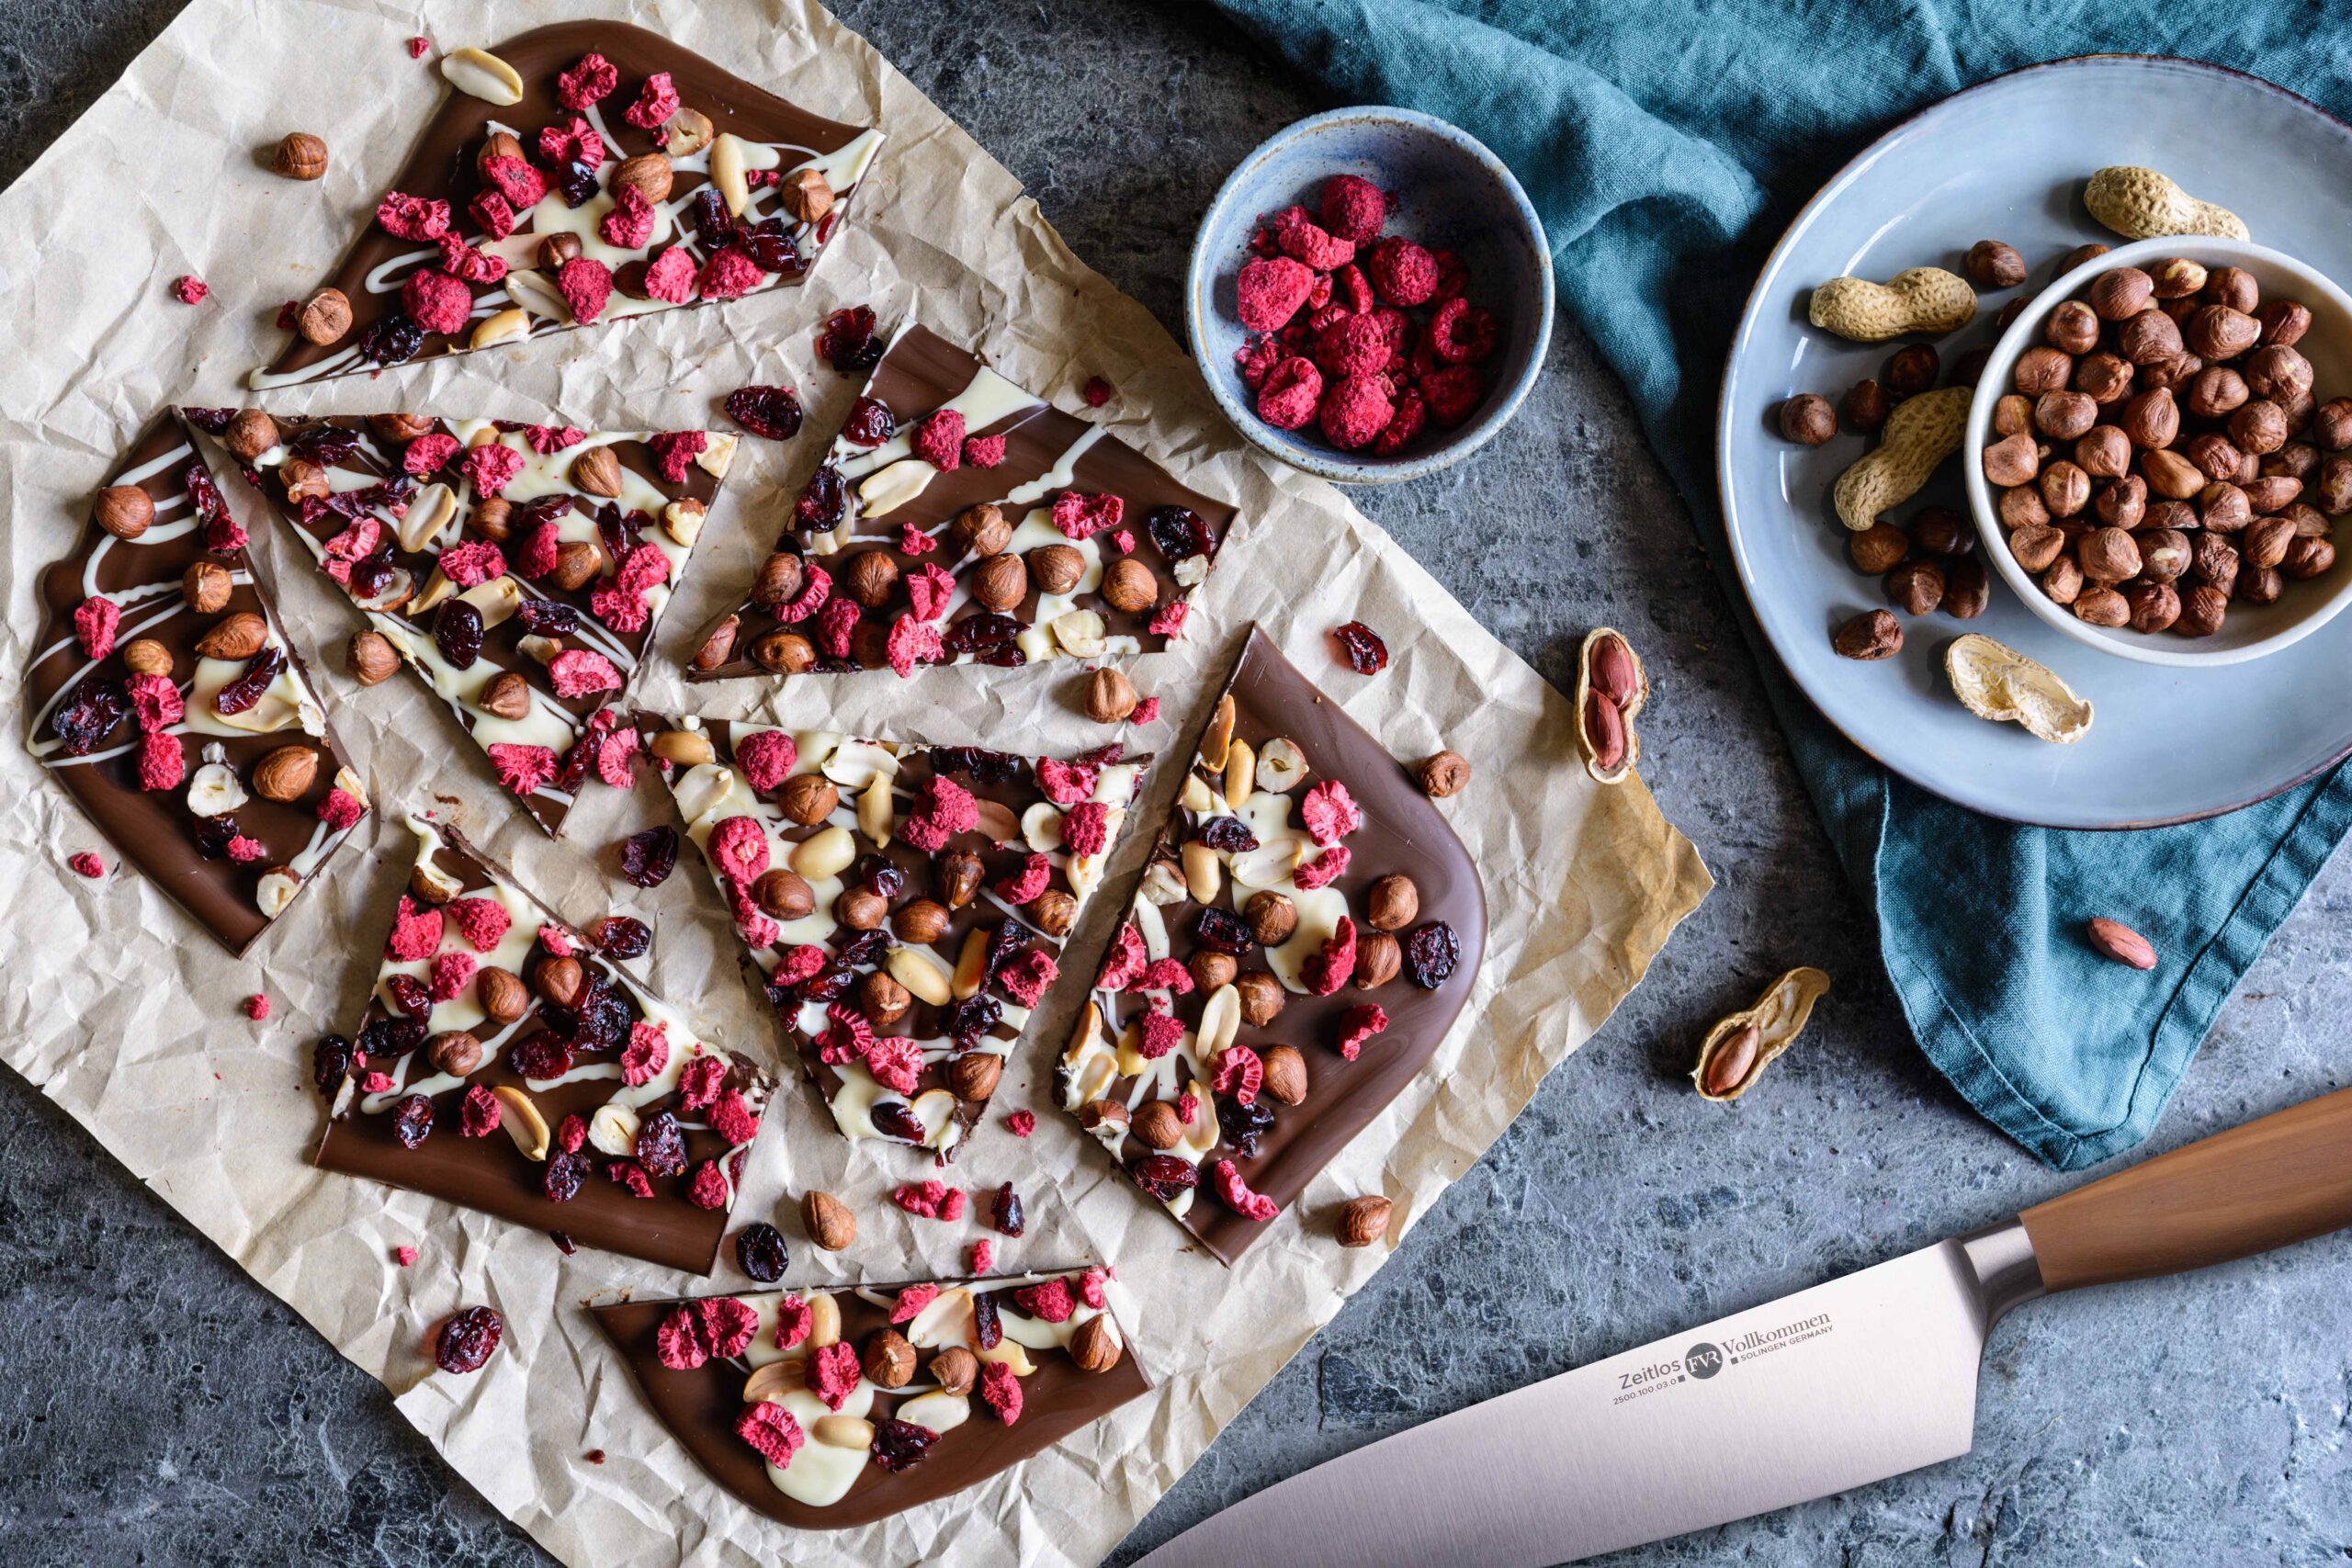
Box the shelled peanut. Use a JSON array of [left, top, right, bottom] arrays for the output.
[[1980, 258, 2345, 637]]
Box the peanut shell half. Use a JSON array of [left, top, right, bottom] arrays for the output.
[[1691, 966, 1831, 1103]]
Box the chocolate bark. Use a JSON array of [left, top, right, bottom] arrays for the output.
[[314, 813, 771, 1274], [593, 1269, 1148, 1528], [26, 411, 367, 954], [1059, 627, 1487, 1264], [252, 22, 880, 389], [690, 321, 1235, 681], [634, 716, 1147, 1161], [203, 412, 730, 836]]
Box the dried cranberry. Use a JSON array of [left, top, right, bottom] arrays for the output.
[[214, 647, 286, 716], [555, 160, 600, 208], [590, 914, 651, 959], [971, 1289, 1002, 1349], [636, 1110, 688, 1178], [869, 1100, 929, 1145], [926, 746, 1021, 786], [852, 853, 905, 899], [1217, 1095, 1275, 1159], [1193, 906, 1258, 955], [840, 396, 896, 446], [359, 1015, 427, 1060], [543, 1149, 591, 1203], [981, 918, 1027, 983], [819, 305, 881, 372], [1148, 504, 1215, 562], [1404, 920, 1461, 988], [837, 931, 890, 972], [185, 463, 230, 535], [182, 406, 235, 435], [192, 812, 242, 859], [358, 312, 424, 366], [509, 1032, 574, 1082], [1130, 1153, 1201, 1201], [619, 828, 677, 888], [574, 985, 630, 1050], [347, 546, 396, 599], [288, 423, 362, 466], [435, 1305, 504, 1374], [741, 219, 802, 275], [947, 994, 1001, 1052], [689, 187, 734, 248], [392, 1093, 435, 1148], [989, 1181, 1024, 1237], [431, 601, 483, 671], [735, 1222, 789, 1282], [794, 466, 846, 533], [513, 493, 575, 533], [724, 384, 804, 440], [937, 618, 1021, 663], [312, 1034, 351, 1097], [1333, 620, 1389, 675], [869, 1417, 937, 1472], [1193, 816, 1259, 853], [550, 1229, 577, 1253], [385, 975, 433, 1017], [515, 598, 579, 635], [50, 677, 127, 755]]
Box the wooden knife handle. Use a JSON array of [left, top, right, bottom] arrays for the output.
[[2021, 1085, 2352, 1292]]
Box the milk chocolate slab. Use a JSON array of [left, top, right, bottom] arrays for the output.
[[314, 813, 772, 1273], [593, 1268, 1148, 1528], [26, 411, 368, 954], [635, 716, 1148, 1161], [1058, 627, 1486, 1264], [251, 22, 881, 389], [690, 321, 1235, 681], [202, 410, 731, 836]]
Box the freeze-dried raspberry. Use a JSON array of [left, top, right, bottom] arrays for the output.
[[1419, 363, 1485, 427], [899, 775, 979, 852], [1061, 800, 1110, 857], [1237, 255, 1315, 333], [1256, 356, 1323, 429], [885, 615, 944, 678], [1316, 312, 1392, 380], [774, 563, 832, 624], [1137, 957, 1193, 994], [707, 816, 769, 886], [772, 944, 826, 987], [1033, 756, 1096, 807], [1367, 237, 1439, 306], [540, 923, 579, 959], [697, 247, 763, 300], [687, 1161, 729, 1210], [898, 523, 938, 558], [435, 233, 506, 284], [402, 433, 460, 474], [996, 950, 1057, 1007], [439, 897, 504, 958], [1301, 779, 1361, 844], [551, 1114, 588, 1156], [643, 246, 697, 303], [488, 742, 560, 795], [612, 542, 669, 595], [1136, 1010, 1185, 1059], [711, 1088, 761, 1146], [319, 787, 366, 830], [519, 425, 582, 456], [1007, 1111, 1035, 1138], [556, 51, 617, 108], [394, 1245, 418, 1267], [537, 116, 605, 169], [469, 189, 515, 240], [992, 854, 1052, 905], [734, 729, 796, 792], [74, 597, 119, 660], [480, 156, 547, 214], [1335, 262, 1377, 316], [1277, 214, 1354, 272], [608, 1160, 655, 1199], [1302, 916, 1358, 997], [1336, 1002, 1388, 1061], [126, 672, 180, 732], [892, 1179, 956, 1218], [385, 896, 445, 963], [1012, 1277, 1074, 1323], [546, 650, 622, 700], [1294, 843, 1351, 890], [1050, 490, 1124, 541], [890, 1283, 940, 1325], [594, 725, 639, 788], [1429, 296, 1498, 364], [620, 1022, 670, 1087], [735, 1400, 803, 1469], [463, 443, 523, 498], [963, 434, 1006, 468], [623, 71, 681, 130], [1082, 375, 1114, 408], [556, 256, 614, 324], [1124, 696, 1158, 725], [1210, 1158, 1279, 1221], [376, 192, 450, 241], [816, 1004, 872, 1065], [774, 1293, 813, 1348], [322, 518, 382, 569], [650, 430, 707, 482], [225, 835, 267, 863], [68, 852, 105, 878], [1097, 923, 1147, 990], [406, 34, 429, 57], [429, 950, 476, 1002], [969, 1239, 995, 1272], [1213, 1043, 1263, 1106], [676, 1054, 727, 1113], [1319, 174, 1386, 244], [599, 184, 656, 249], [514, 523, 560, 580], [1319, 373, 1395, 450], [435, 539, 504, 590], [904, 561, 956, 622], [863, 1034, 922, 1095], [1076, 1267, 1111, 1310], [912, 409, 965, 469], [1371, 387, 1428, 456], [359, 1071, 394, 1095], [808, 1341, 861, 1409], [1235, 334, 1283, 393], [588, 581, 650, 635], [1430, 246, 1470, 302], [978, 1359, 1023, 1425], [243, 993, 271, 1022], [459, 1083, 500, 1137]]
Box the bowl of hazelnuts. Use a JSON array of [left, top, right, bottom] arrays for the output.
[[1966, 236, 2352, 667]]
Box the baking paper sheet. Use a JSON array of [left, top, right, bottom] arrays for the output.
[[0, 2, 1713, 1562]]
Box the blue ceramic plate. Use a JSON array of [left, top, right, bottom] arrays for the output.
[[1719, 57, 2352, 829], [1187, 106, 1553, 484]]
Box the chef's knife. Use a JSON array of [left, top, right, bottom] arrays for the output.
[[1138, 1085, 2352, 1568]]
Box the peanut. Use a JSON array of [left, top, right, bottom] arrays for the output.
[[2083, 166, 2248, 243], [1807, 266, 1976, 342], [1832, 388, 1971, 531]]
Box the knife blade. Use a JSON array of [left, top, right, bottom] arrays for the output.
[[1138, 1085, 2352, 1568]]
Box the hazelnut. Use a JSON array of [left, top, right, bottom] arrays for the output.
[[752, 551, 805, 606], [2075, 426, 2132, 480], [2087, 267, 2154, 321], [1364, 873, 1419, 931], [1027, 543, 1085, 595], [754, 868, 816, 921], [1245, 890, 1298, 946], [2079, 527, 2142, 583], [2117, 308, 2185, 367], [2183, 367, 2249, 419], [479, 968, 528, 1025], [1964, 240, 2026, 289], [2072, 352, 2133, 405], [96, 485, 153, 540], [1080, 1098, 1130, 1134], [1354, 931, 1402, 988], [1776, 394, 1835, 445], [842, 549, 900, 608], [271, 131, 329, 180], [970, 551, 1028, 612], [2199, 482, 2251, 534], [1848, 523, 1908, 575], [1418, 750, 1471, 797], [1997, 484, 2052, 531], [184, 560, 234, 615], [780, 167, 835, 224], [409, 861, 458, 905], [947, 1052, 1001, 1102], [121, 638, 172, 676], [428, 1031, 483, 1077], [751, 628, 816, 674], [612, 152, 673, 204], [2045, 300, 2100, 355], [2141, 447, 2207, 500], [2041, 554, 2085, 606], [252, 744, 318, 802], [1839, 378, 1891, 435], [1993, 393, 2033, 436], [2256, 299, 2312, 347], [1883, 344, 1939, 398], [572, 446, 625, 499], [2242, 475, 2302, 515], [1235, 970, 1287, 1027], [930, 1346, 978, 1396], [939, 851, 984, 908], [279, 457, 330, 502], [479, 130, 526, 171], [779, 773, 838, 825], [2151, 258, 2208, 299], [856, 967, 911, 1030], [2316, 456, 2352, 513], [2139, 528, 2192, 583], [548, 540, 601, 592], [2012, 345, 2074, 396], [2093, 474, 2146, 531], [194, 612, 267, 660], [694, 615, 741, 671], [2038, 461, 2090, 519], [2126, 582, 2181, 634], [1131, 1100, 1183, 1150], [2061, 243, 2110, 272], [2243, 344, 2314, 403], [479, 671, 530, 721], [2184, 304, 2259, 361], [892, 897, 951, 944], [2185, 432, 2245, 483], [1189, 951, 1238, 992], [298, 288, 353, 345], [473, 498, 513, 541], [2311, 398, 2352, 451], [2073, 585, 2131, 627], [2008, 525, 2065, 573], [370, 414, 433, 444], [2245, 515, 2296, 571], [864, 1329, 916, 1389], [2238, 564, 2285, 605], [1832, 608, 1903, 660], [2138, 350, 2205, 392], [2178, 583, 2230, 637], [802, 1190, 856, 1251], [2282, 535, 2336, 580], [1942, 556, 1990, 619], [2229, 400, 2289, 457], [1085, 666, 1138, 724], [1336, 1195, 1394, 1248], [1071, 1314, 1125, 1374], [1102, 558, 1159, 614], [1981, 432, 2041, 487], [1030, 889, 1078, 937], [2194, 533, 2242, 595], [953, 503, 1012, 556], [2032, 390, 2097, 440], [1261, 1044, 1308, 1106], [538, 231, 583, 271], [1886, 559, 1944, 615], [835, 886, 888, 931]]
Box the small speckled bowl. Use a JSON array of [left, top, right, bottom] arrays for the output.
[[1186, 106, 1553, 484]]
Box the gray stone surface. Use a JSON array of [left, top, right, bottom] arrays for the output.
[[4, 4, 2349, 1564]]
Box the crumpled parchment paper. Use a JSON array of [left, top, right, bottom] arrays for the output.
[[0, 2, 1713, 1562]]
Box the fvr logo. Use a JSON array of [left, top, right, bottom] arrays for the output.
[[1683, 1342, 1725, 1380]]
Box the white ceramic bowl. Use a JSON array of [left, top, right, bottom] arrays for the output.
[[1966, 235, 2352, 667]]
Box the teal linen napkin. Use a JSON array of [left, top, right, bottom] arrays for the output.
[[1212, 0, 2352, 1168]]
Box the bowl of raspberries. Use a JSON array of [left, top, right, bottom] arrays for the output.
[[1189, 105, 1553, 483]]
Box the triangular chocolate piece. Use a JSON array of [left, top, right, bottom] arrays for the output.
[[312, 812, 773, 1273], [199, 409, 733, 835], [27, 410, 368, 954], [688, 321, 1234, 681], [593, 1267, 1147, 1528], [1058, 628, 1486, 1264], [250, 22, 881, 389], [633, 715, 1147, 1160]]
